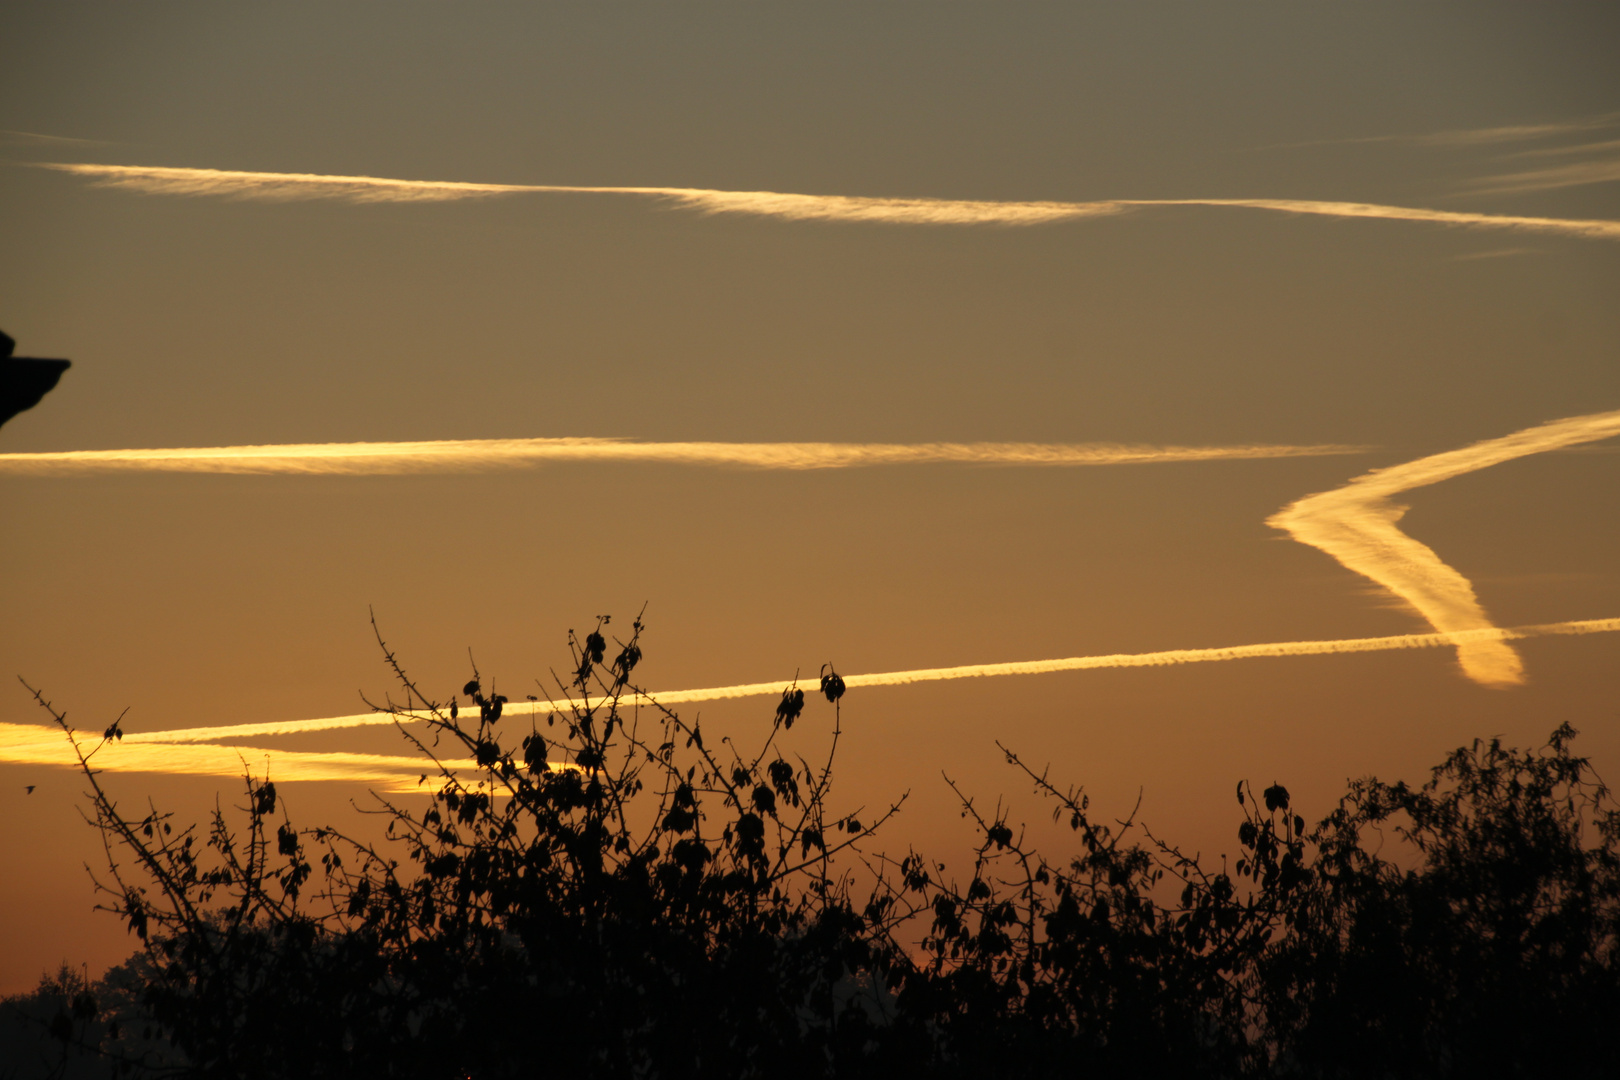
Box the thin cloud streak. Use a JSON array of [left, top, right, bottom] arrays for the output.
[[1, 130, 107, 146], [1275, 113, 1620, 149], [0, 437, 1362, 477], [106, 617, 1620, 750], [1411, 115, 1620, 146], [1268, 411, 1620, 688], [1506, 137, 1620, 160], [38, 163, 1620, 241], [1459, 157, 1620, 197]]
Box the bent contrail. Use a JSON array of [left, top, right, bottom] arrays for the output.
[[1268, 411, 1620, 688], [37, 163, 1620, 241], [0, 437, 1358, 476], [77, 616, 1620, 749]]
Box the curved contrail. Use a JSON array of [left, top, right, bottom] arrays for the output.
[[36, 163, 1620, 241], [0, 436, 1359, 476], [1268, 411, 1620, 687]]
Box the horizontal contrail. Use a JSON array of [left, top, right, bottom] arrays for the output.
[[1269, 411, 1620, 688], [90, 617, 1620, 749], [0, 437, 1360, 477], [37, 163, 1620, 241], [0, 722, 470, 792]]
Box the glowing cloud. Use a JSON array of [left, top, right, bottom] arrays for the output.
[[0, 437, 1360, 477], [1268, 411, 1620, 688], [65, 617, 1620, 753], [37, 163, 1620, 241]]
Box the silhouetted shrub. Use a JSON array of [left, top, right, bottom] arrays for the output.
[[22, 618, 1620, 1079], [1250, 723, 1620, 1078]]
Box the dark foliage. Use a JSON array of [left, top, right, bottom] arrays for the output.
[[17, 619, 1620, 1079], [1252, 724, 1620, 1077]]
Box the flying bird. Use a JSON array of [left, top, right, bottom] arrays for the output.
[[25, 785, 36, 794], [0, 330, 71, 429]]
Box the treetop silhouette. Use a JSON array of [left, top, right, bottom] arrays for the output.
[[9, 615, 1620, 1078]]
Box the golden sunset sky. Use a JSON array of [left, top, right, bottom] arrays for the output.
[[2, 3, 1618, 992]]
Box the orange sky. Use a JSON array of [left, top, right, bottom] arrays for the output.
[[2, 3, 1619, 993]]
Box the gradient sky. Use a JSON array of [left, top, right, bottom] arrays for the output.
[[3, 3, 1619, 993]]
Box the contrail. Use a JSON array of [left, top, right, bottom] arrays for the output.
[[37, 163, 1620, 241], [0, 722, 469, 792], [89, 617, 1620, 749], [1268, 411, 1620, 688], [0, 437, 1360, 477]]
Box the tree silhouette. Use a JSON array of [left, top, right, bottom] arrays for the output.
[[14, 617, 1620, 1078]]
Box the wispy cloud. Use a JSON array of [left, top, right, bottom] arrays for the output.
[[1268, 411, 1620, 688], [53, 617, 1620, 757], [36, 163, 1620, 241], [1275, 113, 1620, 150], [1394, 116, 1620, 147], [1433, 114, 1620, 145], [1, 130, 107, 147], [1506, 137, 1620, 160], [1411, 116, 1620, 146], [0, 437, 1362, 477], [1289, 116, 1620, 200], [1458, 156, 1620, 197], [1449, 247, 1543, 262]]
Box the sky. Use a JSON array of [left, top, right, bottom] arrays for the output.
[[2, 2, 1618, 992]]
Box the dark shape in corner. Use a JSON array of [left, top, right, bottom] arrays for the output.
[[0, 329, 71, 429]]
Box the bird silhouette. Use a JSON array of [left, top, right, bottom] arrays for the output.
[[0, 329, 71, 429], [25, 785, 36, 794]]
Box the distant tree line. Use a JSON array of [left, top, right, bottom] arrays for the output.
[[7, 616, 1619, 1079]]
